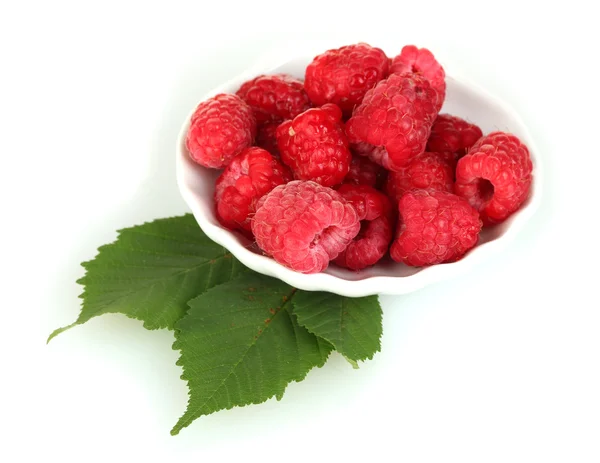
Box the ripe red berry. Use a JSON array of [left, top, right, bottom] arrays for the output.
[[186, 94, 256, 169], [276, 103, 351, 187], [334, 184, 395, 270], [252, 180, 360, 274], [345, 73, 438, 171], [255, 119, 281, 156], [214, 147, 292, 235], [236, 74, 311, 125], [344, 152, 387, 188], [385, 151, 454, 203], [390, 189, 482, 266], [426, 114, 483, 162], [390, 45, 446, 112], [455, 131, 533, 225], [349, 142, 390, 171], [304, 43, 389, 114]]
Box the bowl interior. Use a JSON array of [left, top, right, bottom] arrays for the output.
[[176, 53, 541, 295]]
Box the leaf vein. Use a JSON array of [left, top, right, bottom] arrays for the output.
[[180, 288, 296, 421]]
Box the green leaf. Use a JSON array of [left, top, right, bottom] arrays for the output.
[[171, 272, 333, 435], [292, 292, 382, 363], [343, 355, 360, 370], [48, 214, 247, 342]]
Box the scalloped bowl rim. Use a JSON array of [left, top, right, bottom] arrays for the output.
[[175, 46, 543, 297]]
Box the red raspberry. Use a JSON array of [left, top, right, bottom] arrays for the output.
[[385, 151, 454, 203], [255, 119, 281, 156], [252, 180, 360, 274], [276, 103, 351, 187], [304, 43, 389, 114], [390, 189, 482, 267], [214, 147, 292, 235], [186, 94, 256, 169], [236, 74, 311, 125], [333, 184, 394, 270], [455, 131, 533, 225], [426, 114, 483, 162], [350, 142, 392, 171], [390, 45, 446, 112], [431, 149, 459, 170], [345, 73, 438, 171], [344, 152, 386, 188]]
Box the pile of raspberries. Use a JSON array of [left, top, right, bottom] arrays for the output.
[[185, 43, 534, 274]]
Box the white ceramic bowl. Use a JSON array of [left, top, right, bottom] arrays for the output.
[[175, 44, 543, 297]]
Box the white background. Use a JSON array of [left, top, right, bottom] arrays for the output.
[[2, 1, 599, 461]]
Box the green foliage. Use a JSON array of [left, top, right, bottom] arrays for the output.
[[293, 291, 382, 362], [48, 214, 246, 341], [49, 215, 384, 435], [171, 272, 333, 435]]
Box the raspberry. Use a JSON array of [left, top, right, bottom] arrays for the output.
[[454, 131, 533, 225], [350, 142, 392, 171], [345, 73, 438, 171], [276, 103, 351, 187], [236, 74, 311, 125], [426, 114, 483, 162], [390, 189, 482, 267], [214, 147, 292, 235], [385, 151, 454, 203], [186, 94, 256, 169], [304, 43, 389, 114], [344, 152, 386, 188], [390, 45, 446, 112], [255, 119, 281, 156], [333, 184, 394, 270], [252, 181, 360, 274]]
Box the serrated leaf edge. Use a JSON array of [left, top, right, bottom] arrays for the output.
[[47, 258, 242, 343], [170, 289, 333, 435], [47, 214, 244, 342], [292, 293, 383, 363]]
